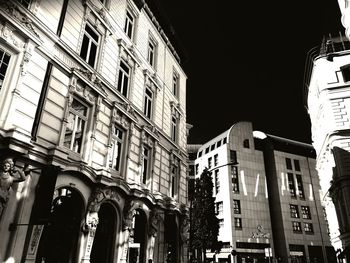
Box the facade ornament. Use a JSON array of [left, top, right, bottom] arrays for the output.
[[149, 209, 161, 237], [20, 45, 32, 76], [0, 23, 23, 49], [0, 1, 41, 40], [88, 187, 120, 213], [180, 216, 190, 244], [0, 158, 30, 218], [123, 198, 140, 231]]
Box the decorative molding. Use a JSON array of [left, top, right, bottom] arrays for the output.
[[0, 22, 24, 49], [88, 186, 121, 212]]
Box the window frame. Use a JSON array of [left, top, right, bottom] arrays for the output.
[[290, 204, 299, 218], [141, 145, 151, 184], [110, 125, 126, 172], [147, 36, 157, 68], [214, 169, 220, 194], [301, 206, 311, 219], [171, 113, 177, 142], [143, 86, 153, 119], [172, 70, 179, 97], [0, 47, 11, 92], [63, 96, 89, 154], [117, 59, 131, 98], [234, 218, 242, 230], [292, 221, 302, 233], [170, 156, 180, 198], [79, 23, 100, 69], [124, 8, 135, 40], [233, 199, 241, 214]]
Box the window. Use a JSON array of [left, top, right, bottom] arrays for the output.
[[296, 174, 305, 199], [234, 218, 242, 229], [341, 65, 350, 82], [147, 38, 156, 67], [231, 166, 239, 193], [214, 169, 220, 194], [230, 150, 237, 163], [286, 158, 292, 170], [110, 126, 124, 171], [290, 204, 299, 218], [292, 221, 302, 233], [80, 23, 100, 68], [217, 140, 222, 147], [294, 160, 301, 171], [18, 0, 31, 8], [141, 146, 150, 184], [124, 9, 135, 39], [143, 86, 153, 118], [171, 114, 177, 142], [223, 137, 227, 144], [304, 223, 314, 234], [0, 48, 11, 90], [208, 157, 212, 169], [288, 173, 296, 198], [215, 202, 223, 216], [198, 151, 202, 157], [64, 98, 88, 153], [205, 147, 209, 154], [170, 157, 180, 197], [214, 154, 218, 166], [117, 60, 130, 97], [195, 164, 199, 175], [172, 70, 179, 97], [301, 206, 311, 219], [243, 139, 250, 148], [233, 199, 241, 214]]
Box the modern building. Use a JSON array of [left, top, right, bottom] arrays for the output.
[[304, 33, 350, 261], [0, 0, 189, 262], [193, 121, 335, 263]]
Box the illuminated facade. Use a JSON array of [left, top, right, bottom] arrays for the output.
[[304, 34, 350, 261], [194, 122, 334, 263], [0, 0, 189, 262]]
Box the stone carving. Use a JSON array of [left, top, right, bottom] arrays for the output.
[[180, 217, 190, 244], [0, 158, 29, 218], [123, 198, 140, 231], [149, 209, 161, 237], [88, 187, 120, 212]]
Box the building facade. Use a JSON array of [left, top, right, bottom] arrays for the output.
[[193, 122, 334, 263], [304, 34, 350, 260], [0, 0, 189, 262]]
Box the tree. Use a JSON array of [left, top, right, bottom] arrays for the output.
[[190, 168, 220, 262]]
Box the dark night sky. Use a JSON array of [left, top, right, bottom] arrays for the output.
[[159, 1, 344, 145]]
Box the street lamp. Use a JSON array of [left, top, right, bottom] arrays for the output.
[[251, 225, 273, 263]]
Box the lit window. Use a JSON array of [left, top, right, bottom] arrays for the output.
[[110, 126, 124, 171], [301, 206, 311, 219], [141, 146, 150, 184], [172, 71, 179, 96], [64, 98, 88, 153], [117, 60, 130, 97], [214, 169, 220, 194], [296, 174, 305, 199], [288, 173, 296, 198], [290, 204, 299, 218], [231, 166, 239, 193], [143, 86, 153, 119], [80, 23, 100, 68], [234, 218, 242, 229], [147, 38, 156, 67], [124, 9, 135, 39], [233, 199, 241, 214], [292, 221, 302, 233], [0, 48, 10, 90], [214, 154, 218, 166], [304, 223, 314, 234]]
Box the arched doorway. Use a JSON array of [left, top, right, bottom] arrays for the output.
[[35, 187, 84, 263], [128, 209, 147, 263], [165, 214, 178, 263], [90, 202, 118, 263]]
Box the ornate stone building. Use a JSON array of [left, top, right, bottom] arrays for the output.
[[0, 0, 189, 262]]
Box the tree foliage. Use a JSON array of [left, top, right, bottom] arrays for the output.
[[190, 168, 220, 261]]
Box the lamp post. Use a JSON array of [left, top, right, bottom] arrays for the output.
[[251, 225, 273, 263]]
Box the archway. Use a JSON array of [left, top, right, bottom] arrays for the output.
[[129, 209, 147, 263], [35, 187, 84, 263], [90, 202, 118, 263]]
